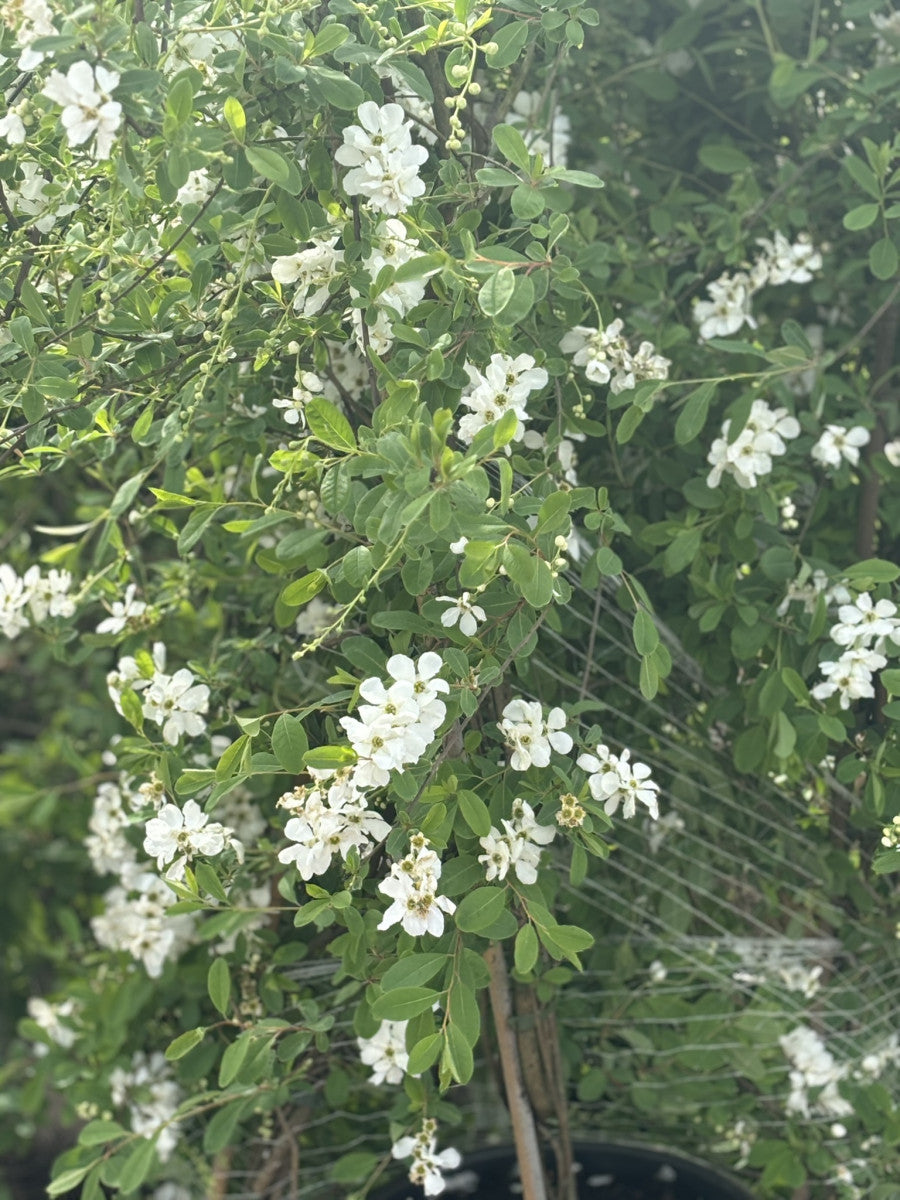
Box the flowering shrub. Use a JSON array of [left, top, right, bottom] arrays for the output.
[[1, 1, 900, 1199]]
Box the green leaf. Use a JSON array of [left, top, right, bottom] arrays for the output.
[[552, 168, 604, 189], [223, 96, 246, 143], [477, 267, 516, 316], [674, 382, 716, 445], [870, 237, 899, 280], [48, 1165, 98, 1197], [844, 155, 881, 199], [616, 404, 645, 444], [305, 398, 356, 451], [208, 958, 231, 1016], [407, 1032, 443, 1074], [177, 503, 217, 553], [639, 655, 659, 700], [698, 143, 752, 173], [272, 713, 309, 773], [308, 65, 366, 110], [485, 21, 529, 68], [844, 558, 900, 583], [78, 1119, 126, 1147], [203, 1097, 250, 1155], [219, 1031, 253, 1087], [245, 145, 300, 193], [476, 166, 520, 187], [342, 545, 372, 588], [165, 1027, 206, 1060], [492, 407, 519, 449], [455, 886, 507, 934], [381, 953, 448, 991], [118, 1138, 157, 1194], [280, 570, 329, 607], [457, 789, 491, 837], [329, 1152, 380, 1183], [843, 202, 879, 230], [632, 608, 659, 655], [492, 123, 531, 171], [166, 75, 194, 126], [303, 744, 356, 771], [311, 23, 350, 56], [443, 1022, 474, 1083], [514, 924, 538, 974], [873, 853, 900, 875], [880, 668, 900, 696], [370, 987, 441, 1021]]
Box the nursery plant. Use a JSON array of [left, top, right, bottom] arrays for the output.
[[1, 0, 899, 1198]]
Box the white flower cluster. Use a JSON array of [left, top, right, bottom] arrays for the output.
[[498, 698, 572, 771], [357, 1019, 409, 1085], [26, 996, 80, 1054], [85, 778, 140, 876], [881, 813, 900, 850], [335, 101, 428, 215], [811, 592, 900, 709], [694, 231, 822, 340], [277, 772, 390, 881], [811, 424, 870, 470], [295, 594, 341, 640], [41, 62, 122, 160], [706, 399, 800, 489], [1, 162, 77, 232], [577, 743, 661, 819], [143, 798, 242, 882], [456, 353, 548, 446], [378, 832, 456, 938], [110, 1052, 182, 1162], [779, 1026, 852, 1119], [777, 568, 849, 617], [391, 1118, 461, 1197], [0, 563, 76, 638], [339, 652, 448, 789], [96, 583, 148, 635], [560, 319, 670, 394], [351, 218, 434, 355], [271, 236, 344, 317], [8, 0, 54, 65], [107, 643, 210, 745], [478, 798, 555, 885], [92, 865, 196, 978]]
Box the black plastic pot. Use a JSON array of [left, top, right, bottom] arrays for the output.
[[373, 1139, 756, 1200]]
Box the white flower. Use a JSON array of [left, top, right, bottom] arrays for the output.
[[883, 438, 900, 467], [143, 799, 233, 880], [811, 424, 870, 469], [357, 1020, 409, 1085], [449, 536, 468, 554], [694, 273, 756, 340], [0, 109, 26, 145], [96, 584, 147, 635], [335, 101, 428, 215], [92, 868, 195, 978], [9, 0, 55, 68], [392, 1119, 462, 1196], [498, 699, 572, 770], [277, 781, 390, 880], [27, 995, 80, 1050], [271, 237, 344, 316], [24, 566, 76, 621], [830, 593, 899, 649], [175, 168, 214, 207], [560, 320, 668, 393], [479, 798, 555, 885], [648, 960, 668, 984], [706, 400, 799, 489], [141, 667, 210, 744], [41, 62, 122, 160], [0, 564, 31, 638], [378, 833, 456, 937], [456, 353, 547, 445], [272, 370, 325, 425], [109, 1052, 183, 1162], [438, 592, 486, 637], [579, 743, 660, 820], [811, 647, 887, 709], [755, 232, 823, 285], [295, 595, 340, 639]]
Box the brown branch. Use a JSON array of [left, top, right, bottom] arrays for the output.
[[485, 942, 548, 1200]]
